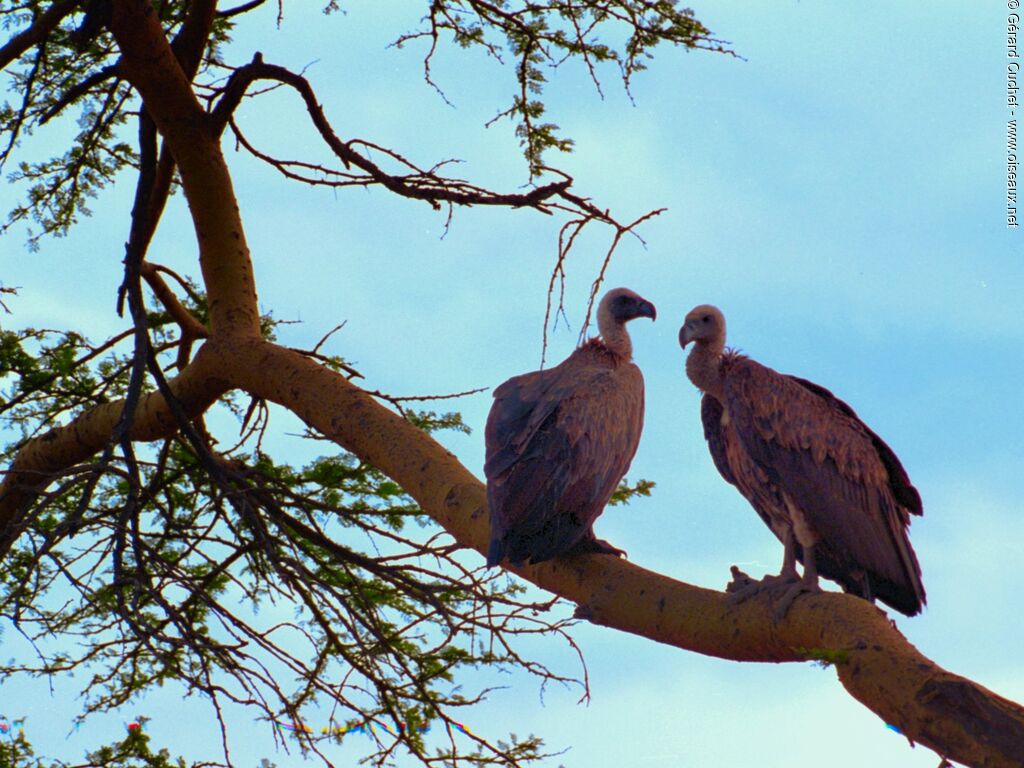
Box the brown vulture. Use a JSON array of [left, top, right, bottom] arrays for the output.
[[679, 305, 925, 617], [485, 288, 656, 567]]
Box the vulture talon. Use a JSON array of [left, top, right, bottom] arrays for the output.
[[772, 577, 823, 622], [680, 304, 927, 618], [725, 565, 757, 594], [725, 583, 760, 606], [484, 289, 656, 568], [726, 570, 799, 605]]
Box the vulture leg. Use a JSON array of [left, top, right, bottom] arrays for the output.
[[778, 527, 800, 581], [772, 543, 823, 621]]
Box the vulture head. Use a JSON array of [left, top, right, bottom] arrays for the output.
[[679, 304, 726, 350], [597, 288, 657, 359], [679, 304, 727, 397]]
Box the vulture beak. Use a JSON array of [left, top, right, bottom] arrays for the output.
[[637, 299, 657, 322], [678, 322, 696, 348]]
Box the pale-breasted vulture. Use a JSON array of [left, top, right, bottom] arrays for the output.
[[485, 288, 656, 567], [679, 305, 926, 617]]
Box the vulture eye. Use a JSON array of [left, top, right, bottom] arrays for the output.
[[702, 315, 711, 323]]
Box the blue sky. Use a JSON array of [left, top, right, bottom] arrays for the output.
[[2, 3, 1022, 767]]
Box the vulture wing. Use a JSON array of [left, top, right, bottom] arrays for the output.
[[723, 357, 925, 615], [786, 375, 923, 516], [485, 345, 644, 566], [702, 393, 789, 540], [700, 396, 737, 488]]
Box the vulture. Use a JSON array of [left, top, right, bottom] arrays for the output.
[[679, 305, 925, 617], [485, 288, 656, 567]]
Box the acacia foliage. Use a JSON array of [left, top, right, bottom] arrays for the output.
[[0, 294, 584, 767], [3, 5, 1024, 768], [0, 2, 719, 766], [0, 726, 193, 768], [1, 1, 728, 244]]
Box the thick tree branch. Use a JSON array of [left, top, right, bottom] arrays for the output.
[[171, 0, 218, 81], [4, 331, 1019, 766], [222, 337, 1024, 768], [109, 1, 260, 339], [3, 7, 1015, 767], [3, 295, 1020, 768], [0, 345, 227, 558], [113, 0, 218, 267]]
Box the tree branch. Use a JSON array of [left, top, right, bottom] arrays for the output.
[[0, 345, 227, 559], [171, 0, 218, 81], [221, 337, 1024, 768], [140, 261, 208, 341], [3, 252, 1020, 767], [5, 330, 1019, 765], [109, 1, 260, 339], [0, 0, 81, 72], [213, 57, 574, 212], [4, 7, 1015, 767], [217, 0, 266, 18]]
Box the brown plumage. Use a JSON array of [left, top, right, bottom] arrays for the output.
[[485, 288, 656, 567], [680, 305, 925, 616]]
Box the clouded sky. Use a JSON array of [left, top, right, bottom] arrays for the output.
[[2, 2, 1021, 767]]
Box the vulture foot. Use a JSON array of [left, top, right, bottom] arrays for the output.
[[569, 536, 628, 559], [772, 576, 822, 622], [725, 565, 757, 594], [725, 566, 798, 605]]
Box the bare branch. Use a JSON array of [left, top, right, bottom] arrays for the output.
[[218, 0, 267, 18], [140, 261, 209, 340], [39, 64, 119, 125], [214, 59, 575, 212]]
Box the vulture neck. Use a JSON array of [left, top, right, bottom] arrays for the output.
[[597, 313, 632, 361], [686, 339, 725, 399]]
